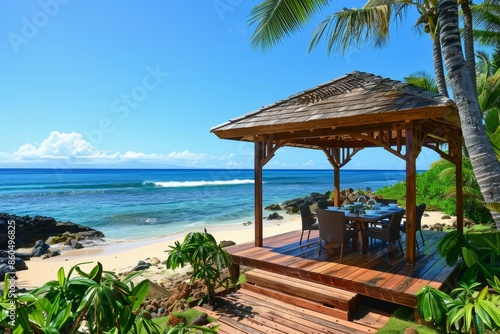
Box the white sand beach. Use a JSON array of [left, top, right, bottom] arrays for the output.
[[16, 210, 455, 290]]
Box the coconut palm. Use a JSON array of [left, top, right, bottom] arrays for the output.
[[248, 0, 500, 228]]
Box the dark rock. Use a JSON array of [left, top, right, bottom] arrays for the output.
[[0, 264, 13, 277], [0, 251, 31, 260], [41, 254, 50, 259], [51, 249, 61, 257], [220, 240, 236, 248], [192, 312, 209, 326], [31, 240, 50, 257], [242, 221, 252, 226], [441, 215, 452, 219], [0, 213, 105, 249], [264, 204, 282, 210], [0, 257, 28, 271], [432, 223, 443, 231], [267, 212, 283, 220], [132, 260, 151, 271], [280, 192, 330, 213]]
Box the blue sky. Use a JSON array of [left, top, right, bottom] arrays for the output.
[[0, 1, 442, 170]]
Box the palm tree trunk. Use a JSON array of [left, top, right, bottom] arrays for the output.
[[433, 35, 449, 97], [460, 0, 477, 93], [438, 0, 500, 228]]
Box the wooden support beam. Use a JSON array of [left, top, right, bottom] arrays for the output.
[[334, 165, 340, 206], [405, 128, 417, 266], [254, 142, 264, 247]]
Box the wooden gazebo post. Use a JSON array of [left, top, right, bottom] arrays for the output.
[[254, 141, 264, 247], [405, 128, 418, 265]]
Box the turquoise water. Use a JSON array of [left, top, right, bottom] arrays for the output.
[[0, 168, 407, 240]]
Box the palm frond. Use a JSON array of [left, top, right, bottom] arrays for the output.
[[309, 5, 393, 55], [404, 71, 439, 93], [248, 0, 333, 51], [471, 0, 500, 47]]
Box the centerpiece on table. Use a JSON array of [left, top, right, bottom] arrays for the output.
[[364, 199, 379, 215]]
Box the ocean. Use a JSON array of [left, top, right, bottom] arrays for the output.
[[0, 168, 407, 240]]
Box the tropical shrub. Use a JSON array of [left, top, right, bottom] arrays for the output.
[[417, 231, 500, 333], [165, 231, 233, 306], [417, 281, 500, 333], [1, 262, 159, 334], [375, 157, 494, 224], [438, 230, 500, 284]]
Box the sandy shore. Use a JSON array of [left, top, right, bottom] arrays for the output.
[[16, 210, 455, 290]]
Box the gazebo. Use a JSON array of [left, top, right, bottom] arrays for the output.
[[211, 71, 463, 265]]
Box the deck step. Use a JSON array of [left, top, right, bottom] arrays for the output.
[[244, 269, 360, 320]]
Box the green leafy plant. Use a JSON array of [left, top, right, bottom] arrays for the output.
[[0, 273, 37, 333], [417, 282, 500, 334], [438, 230, 500, 283], [2, 262, 160, 334], [165, 231, 233, 306], [416, 285, 451, 326], [165, 321, 218, 334]]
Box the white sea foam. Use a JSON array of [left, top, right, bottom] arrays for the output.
[[150, 179, 254, 188]]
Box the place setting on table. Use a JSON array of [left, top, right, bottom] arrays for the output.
[[326, 199, 406, 252]]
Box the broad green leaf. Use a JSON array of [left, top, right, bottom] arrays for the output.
[[476, 302, 493, 329], [461, 264, 479, 284], [40, 326, 61, 334], [88, 262, 103, 283], [481, 300, 500, 326], [30, 309, 45, 326], [34, 297, 53, 313], [14, 306, 30, 331], [57, 267, 65, 287], [51, 303, 72, 329], [131, 280, 150, 311], [2, 274, 8, 299], [462, 247, 479, 267], [474, 311, 486, 334]]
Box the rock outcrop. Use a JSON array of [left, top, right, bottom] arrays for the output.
[[0, 213, 105, 249]]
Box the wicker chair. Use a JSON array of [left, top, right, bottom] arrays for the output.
[[316, 209, 357, 259], [361, 210, 405, 254], [317, 200, 329, 210], [299, 203, 319, 245], [400, 203, 427, 249]]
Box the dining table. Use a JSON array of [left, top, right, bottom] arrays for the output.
[[328, 207, 406, 252]]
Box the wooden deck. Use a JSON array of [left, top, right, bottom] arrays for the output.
[[225, 229, 459, 309], [196, 287, 388, 333]]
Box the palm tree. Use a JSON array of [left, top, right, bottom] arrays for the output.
[[248, 0, 500, 228]]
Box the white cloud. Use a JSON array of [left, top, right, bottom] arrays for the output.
[[0, 131, 212, 166], [167, 150, 208, 160], [14, 131, 95, 158], [219, 153, 235, 160]]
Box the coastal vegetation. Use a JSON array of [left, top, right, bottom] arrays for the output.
[[1, 262, 158, 333], [415, 231, 500, 333], [374, 157, 494, 225], [165, 231, 233, 306]]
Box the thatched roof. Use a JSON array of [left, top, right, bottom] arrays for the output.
[[211, 71, 460, 150]]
